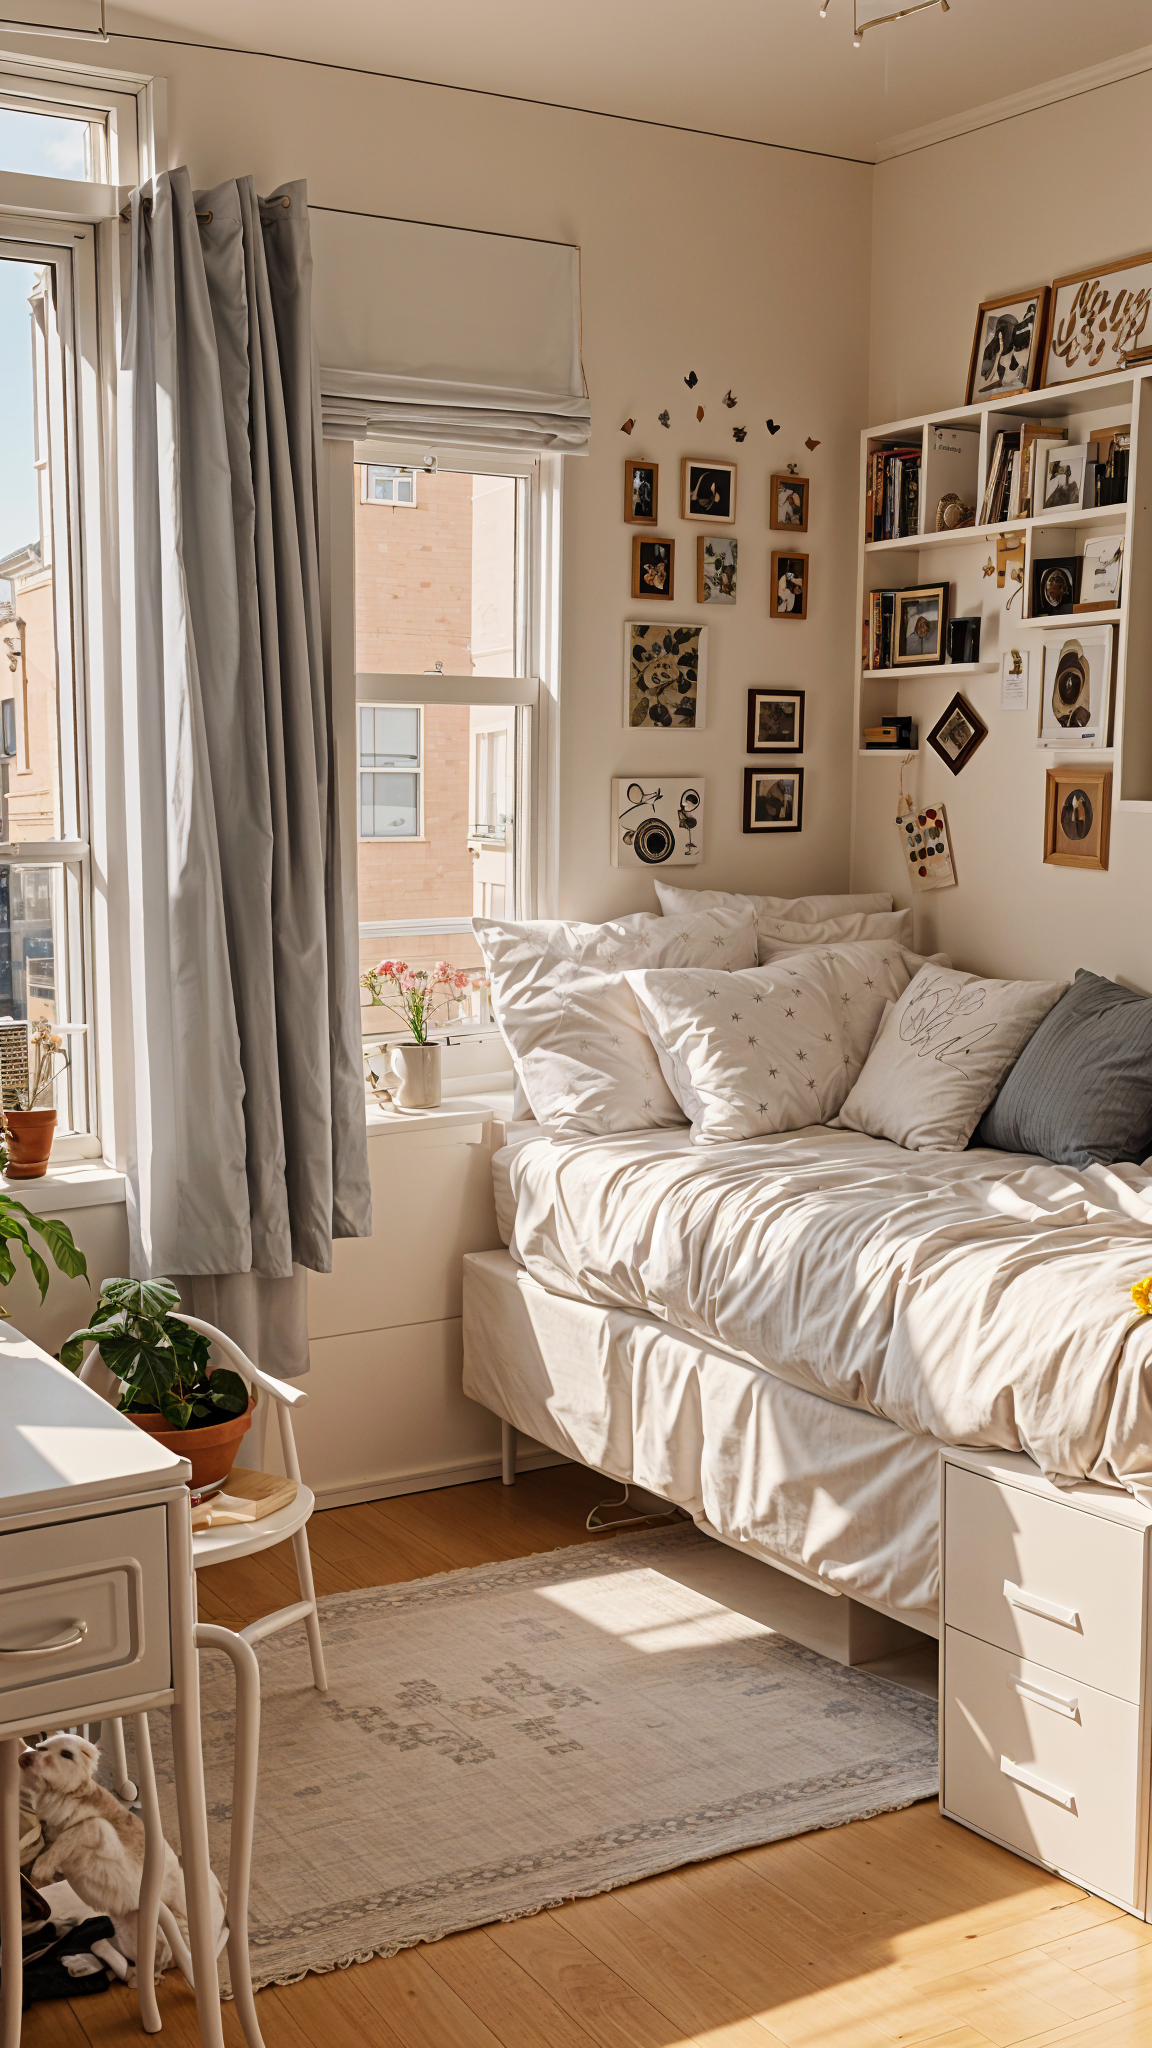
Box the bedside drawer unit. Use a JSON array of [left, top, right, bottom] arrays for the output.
[[943, 1626, 1142, 1908], [944, 1462, 1145, 1701], [0, 1506, 171, 1725]]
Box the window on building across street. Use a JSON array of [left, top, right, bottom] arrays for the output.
[[361, 463, 417, 507], [359, 704, 422, 839]]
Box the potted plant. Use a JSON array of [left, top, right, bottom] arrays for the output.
[[0, 1184, 86, 1306], [4, 1022, 70, 1179], [360, 957, 471, 1108], [60, 1278, 252, 1497]]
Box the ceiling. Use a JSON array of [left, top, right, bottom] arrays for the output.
[[106, 0, 1152, 161]]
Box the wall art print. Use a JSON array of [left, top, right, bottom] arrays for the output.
[[1043, 250, 1152, 386], [624, 622, 708, 729], [896, 801, 956, 892], [612, 777, 705, 866]]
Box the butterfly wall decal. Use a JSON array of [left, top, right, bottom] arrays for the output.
[[658, 410, 671, 428], [732, 426, 747, 442], [621, 418, 635, 435], [766, 419, 781, 435], [696, 406, 705, 422], [805, 436, 821, 452], [723, 389, 737, 408], [684, 371, 698, 389]]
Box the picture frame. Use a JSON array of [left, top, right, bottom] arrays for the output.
[[1000, 647, 1029, 711], [612, 777, 704, 867], [1077, 535, 1124, 611], [770, 472, 809, 532], [697, 535, 738, 605], [892, 583, 948, 665], [631, 536, 675, 600], [624, 459, 658, 525], [681, 458, 737, 524], [770, 551, 808, 620], [926, 691, 987, 776], [743, 766, 804, 834], [896, 801, 956, 892], [1039, 442, 1089, 513], [1037, 625, 1113, 748], [1043, 766, 1112, 871], [747, 688, 805, 754], [1043, 251, 1152, 386], [965, 288, 1049, 403], [623, 622, 708, 730], [1030, 556, 1078, 620]]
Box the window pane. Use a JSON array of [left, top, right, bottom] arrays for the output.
[[0, 863, 55, 1021], [359, 704, 419, 767], [360, 771, 418, 839], [0, 107, 92, 182], [356, 465, 517, 677]]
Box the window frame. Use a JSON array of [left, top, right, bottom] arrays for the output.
[[359, 462, 417, 509], [357, 700, 424, 843]]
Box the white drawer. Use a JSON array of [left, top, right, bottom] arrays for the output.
[[943, 1464, 1145, 1702], [0, 1505, 171, 1727], [943, 1627, 1142, 1907]]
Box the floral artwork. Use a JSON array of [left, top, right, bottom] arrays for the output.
[[697, 536, 737, 604], [624, 622, 708, 729]]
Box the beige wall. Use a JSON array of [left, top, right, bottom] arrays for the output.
[[857, 70, 1152, 988]]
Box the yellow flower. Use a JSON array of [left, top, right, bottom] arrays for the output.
[[1132, 1276, 1152, 1317]]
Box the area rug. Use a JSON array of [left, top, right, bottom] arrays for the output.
[[149, 1525, 937, 1987]]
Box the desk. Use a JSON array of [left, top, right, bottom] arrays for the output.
[[0, 1323, 227, 2047]]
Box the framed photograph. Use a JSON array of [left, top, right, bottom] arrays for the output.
[[681, 458, 737, 524], [896, 802, 956, 892], [612, 777, 704, 867], [926, 691, 987, 776], [892, 583, 947, 665], [1077, 536, 1124, 610], [1043, 251, 1152, 386], [743, 766, 804, 834], [1043, 766, 1112, 870], [1001, 647, 1030, 711], [1030, 556, 1078, 620], [770, 473, 809, 532], [747, 688, 804, 754], [624, 459, 658, 525], [624, 622, 708, 730], [1038, 626, 1113, 747], [965, 288, 1049, 402], [1039, 442, 1089, 512], [697, 535, 738, 605], [631, 536, 675, 600], [770, 551, 808, 620]]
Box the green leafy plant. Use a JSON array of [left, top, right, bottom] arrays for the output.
[[0, 1187, 86, 1310], [60, 1277, 249, 1431]]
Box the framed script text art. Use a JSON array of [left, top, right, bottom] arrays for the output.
[[1043, 766, 1112, 871], [1043, 251, 1152, 386]]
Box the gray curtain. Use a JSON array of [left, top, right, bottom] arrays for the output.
[[122, 168, 371, 1376]]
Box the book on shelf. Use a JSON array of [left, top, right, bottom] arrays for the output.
[[866, 444, 921, 542], [979, 431, 1022, 525], [1088, 423, 1130, 506]]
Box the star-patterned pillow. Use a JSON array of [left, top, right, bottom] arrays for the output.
[[473, 905, 758, 1136], [626, 942, 934, 1145]]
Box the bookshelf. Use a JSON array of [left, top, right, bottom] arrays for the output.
[[852, 370, 1152, 810]]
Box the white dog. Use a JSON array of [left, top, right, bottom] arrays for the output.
[[20, 1733, 225, 1971]]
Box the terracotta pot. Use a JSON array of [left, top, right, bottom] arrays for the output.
[[3, 1107, 57, 1179], [128, 1395, 254, 1498]]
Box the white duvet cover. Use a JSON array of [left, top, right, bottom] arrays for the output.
[[499, 1125, 1152, 1502]]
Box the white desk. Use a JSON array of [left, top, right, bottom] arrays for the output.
[[0, 1324, 229, 2046]]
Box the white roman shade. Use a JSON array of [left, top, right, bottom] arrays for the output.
[[310, 207, 589, 453]]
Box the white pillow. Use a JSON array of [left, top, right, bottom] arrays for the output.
[[474, 905, 758, 1136], [626, 942, 930, 1145], [655, 882, 892, 921], [837, 964, 1067, 1151], [755, 908, 913, 965]]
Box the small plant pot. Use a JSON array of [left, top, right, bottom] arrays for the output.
[[389, 1040, 442, 1109], [3, 1108, 57, 1179], [128, 1395, 255, 1499]]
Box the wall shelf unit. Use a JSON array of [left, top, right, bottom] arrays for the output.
[[853, 369, 1151, 807]]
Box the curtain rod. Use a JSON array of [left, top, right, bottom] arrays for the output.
[[118, 193, 292, 224]]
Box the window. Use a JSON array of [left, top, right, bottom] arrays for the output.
[[474, 727, 508, 839], [359, 704, 421, 839], [0, 96, 105, 181], [361, 463, 417, 507]]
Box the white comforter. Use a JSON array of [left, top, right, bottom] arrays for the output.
[[499, 1125, 1152, 1502]]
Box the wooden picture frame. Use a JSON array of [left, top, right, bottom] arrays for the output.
[[696, 535, 737, 604], [747, 688, 805, 754], [624, 622, 708, 730], [965, 287, 1049, 404], [743, 766, 804, 834], [631, 536, 675, 600], [926, 691, 987, 776], [624, 458, 658, 525], [681, 458, 737, 524], [892, 582, 948, 664], [1042, 251, 1152, 387], [770, 551, 808, 620], [770, 473, 809, 532], [1043, 765, 1112, 870]]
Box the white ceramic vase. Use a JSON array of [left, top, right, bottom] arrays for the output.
[[389, 1040, 442, 1109]]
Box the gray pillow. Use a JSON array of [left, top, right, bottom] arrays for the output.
[[977, 969, 1152, 1166]]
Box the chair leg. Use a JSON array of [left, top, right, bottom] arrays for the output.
[[194, 1623, 265, 2048], [290, 1525, 327, 1693], [501, 1418, 517, 1486], [131, 1714, 164, 2034], [107, 1716, 139, 1803]]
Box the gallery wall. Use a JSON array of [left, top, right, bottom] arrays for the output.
[[858, 68, 1152, 989]]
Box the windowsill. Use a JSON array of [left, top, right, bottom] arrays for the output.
[[2, 1158, 126, 1213], [365, 1083, 513, 1142]]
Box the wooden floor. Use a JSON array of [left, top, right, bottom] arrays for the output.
[[25, 1464, 1152, 2048]]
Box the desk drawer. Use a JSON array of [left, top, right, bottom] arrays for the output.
[[943, 1464, 1145, 1702], [943, 1627, 1142, 1907], [0, 1506, 170, 1725]]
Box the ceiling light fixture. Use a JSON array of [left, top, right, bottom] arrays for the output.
[[822, 0, 949, 45]]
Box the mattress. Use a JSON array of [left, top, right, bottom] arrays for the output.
[[463, 1247, 942, 1625], [495, 1123, 1152, 1502]]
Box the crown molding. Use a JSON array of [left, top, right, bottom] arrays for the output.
[[876, 41, 1152, 161]]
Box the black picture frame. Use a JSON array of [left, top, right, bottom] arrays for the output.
[[743, 766, 804, 833], [746, 688, 805, 754], [1031, 556, 1079, 619], [926, 691, 988, 776]]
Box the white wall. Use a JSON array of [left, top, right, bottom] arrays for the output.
[[857, 70, 1152, 987]]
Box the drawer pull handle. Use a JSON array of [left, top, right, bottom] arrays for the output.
[[0, 1621, 87, 1657], [1000, 1755, 1076, 1811], [1007, 1674, 1080, 1720], [1003, 1580, 1080, 1630]]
